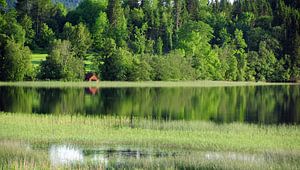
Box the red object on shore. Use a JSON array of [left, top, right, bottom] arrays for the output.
[[85, 73, 99, 82]]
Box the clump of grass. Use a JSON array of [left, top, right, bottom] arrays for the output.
[[0, 140, 49, 169]]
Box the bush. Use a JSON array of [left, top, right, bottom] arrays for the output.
[[101, 47, 134, 81], [147, 51, 197, 81], [0, 38, 31, 81], [38, 39, 84, 81]]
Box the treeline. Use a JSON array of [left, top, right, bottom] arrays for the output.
[[0, 0, 299, 81]]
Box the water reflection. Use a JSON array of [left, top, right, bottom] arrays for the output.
[[47, 145, 268, 167], [85, 87, 99, 95], [0, 85, 299, 124], [50, 145, 84, 166], [48, 145, 171, 166]]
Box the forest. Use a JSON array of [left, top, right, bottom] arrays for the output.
[[0, 0, 299, 82]]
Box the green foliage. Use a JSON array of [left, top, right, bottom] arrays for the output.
[[0, 0, 299, 82], [92, 12, 109, 52], [0, 0, 6, 10], [19, 14, 35, 46], [66, 0, 107, 29], [148, 51, 197, 81], [0, 11, 26, 44], [177, 21, 213, 56], [107, 0, 128, 46], [247, 41, 278, 81], [132, 24, 148, 54], [0, 39, 31, 81], [62, 22, 92, 58], [38, 23, 55, 48], [39, 39, 84, 80], [128, 56, 152, 81], [177, 21, 222, 80], [101, 47, 134, 81]]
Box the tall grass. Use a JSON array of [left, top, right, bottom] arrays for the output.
[[0, 113, 299, 153]]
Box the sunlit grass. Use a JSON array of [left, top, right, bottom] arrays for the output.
[[31, 53, 47, 67]]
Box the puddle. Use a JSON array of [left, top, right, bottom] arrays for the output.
[[50, 145, 84, 166], [48, 145, 176, 166], [47, 144, 267, 167]]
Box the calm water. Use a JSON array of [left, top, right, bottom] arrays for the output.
[[48, 145, 176, 166], [0, 85, 299, 124]]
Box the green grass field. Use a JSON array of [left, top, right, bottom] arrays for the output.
[[31, 53, 47, 67], [0, 113, 299, 169], [31, 53, 96, 72]]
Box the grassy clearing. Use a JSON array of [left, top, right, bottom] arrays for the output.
[[31, 53, 95, 72], [0, 80, 299, 88], [31, 54, 47, 67], [84, 54, 96, 73], [0, 113, 299, 169]]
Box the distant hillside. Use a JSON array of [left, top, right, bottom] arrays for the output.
[[6, 0, 82, 9], [52, 0, 83, 8]]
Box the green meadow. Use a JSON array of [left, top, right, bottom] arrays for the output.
[[31, 54, 47, 67], [31, 53, 95, 73]]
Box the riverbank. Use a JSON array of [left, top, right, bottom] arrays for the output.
[[0, 113, 299, 169], [0, 81, 299, 88]]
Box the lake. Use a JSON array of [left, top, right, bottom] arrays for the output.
[[0, 85, 299, 124]]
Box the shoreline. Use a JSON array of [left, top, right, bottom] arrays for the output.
[[0, 81, 299, 88]]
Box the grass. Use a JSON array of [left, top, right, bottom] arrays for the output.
[[31, 53, 96, 72], [1, 113, 299, 152], [0, 113, 299, 169], [0, 80, 299, 88], [31, 53, 47, 67]]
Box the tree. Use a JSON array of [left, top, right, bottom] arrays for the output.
[[107, 0, 128, 46], [101, 47, 134, 81], [226, 55, 238, 81], [232, 29, 247, 81], [0, 11, 26, 44], [39, 39, 84, 80], [248, 41, 277, 81], [19, 14, 35, 47], [0, 39, 31, 81], [15, 0, 32, 18], [177, 21, 222, 79], [47, 3, 67, 35], [186, 0, 200, 20], [66, 0, 107, 29], [0, 0, 6, 10], [62, 22, 92, 58], [132, 24, 148, 54], [30, 0, 52, 45], [92, 12, 109, 52], [128, 56, 153, 81], [38, 23, 55, 48]]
